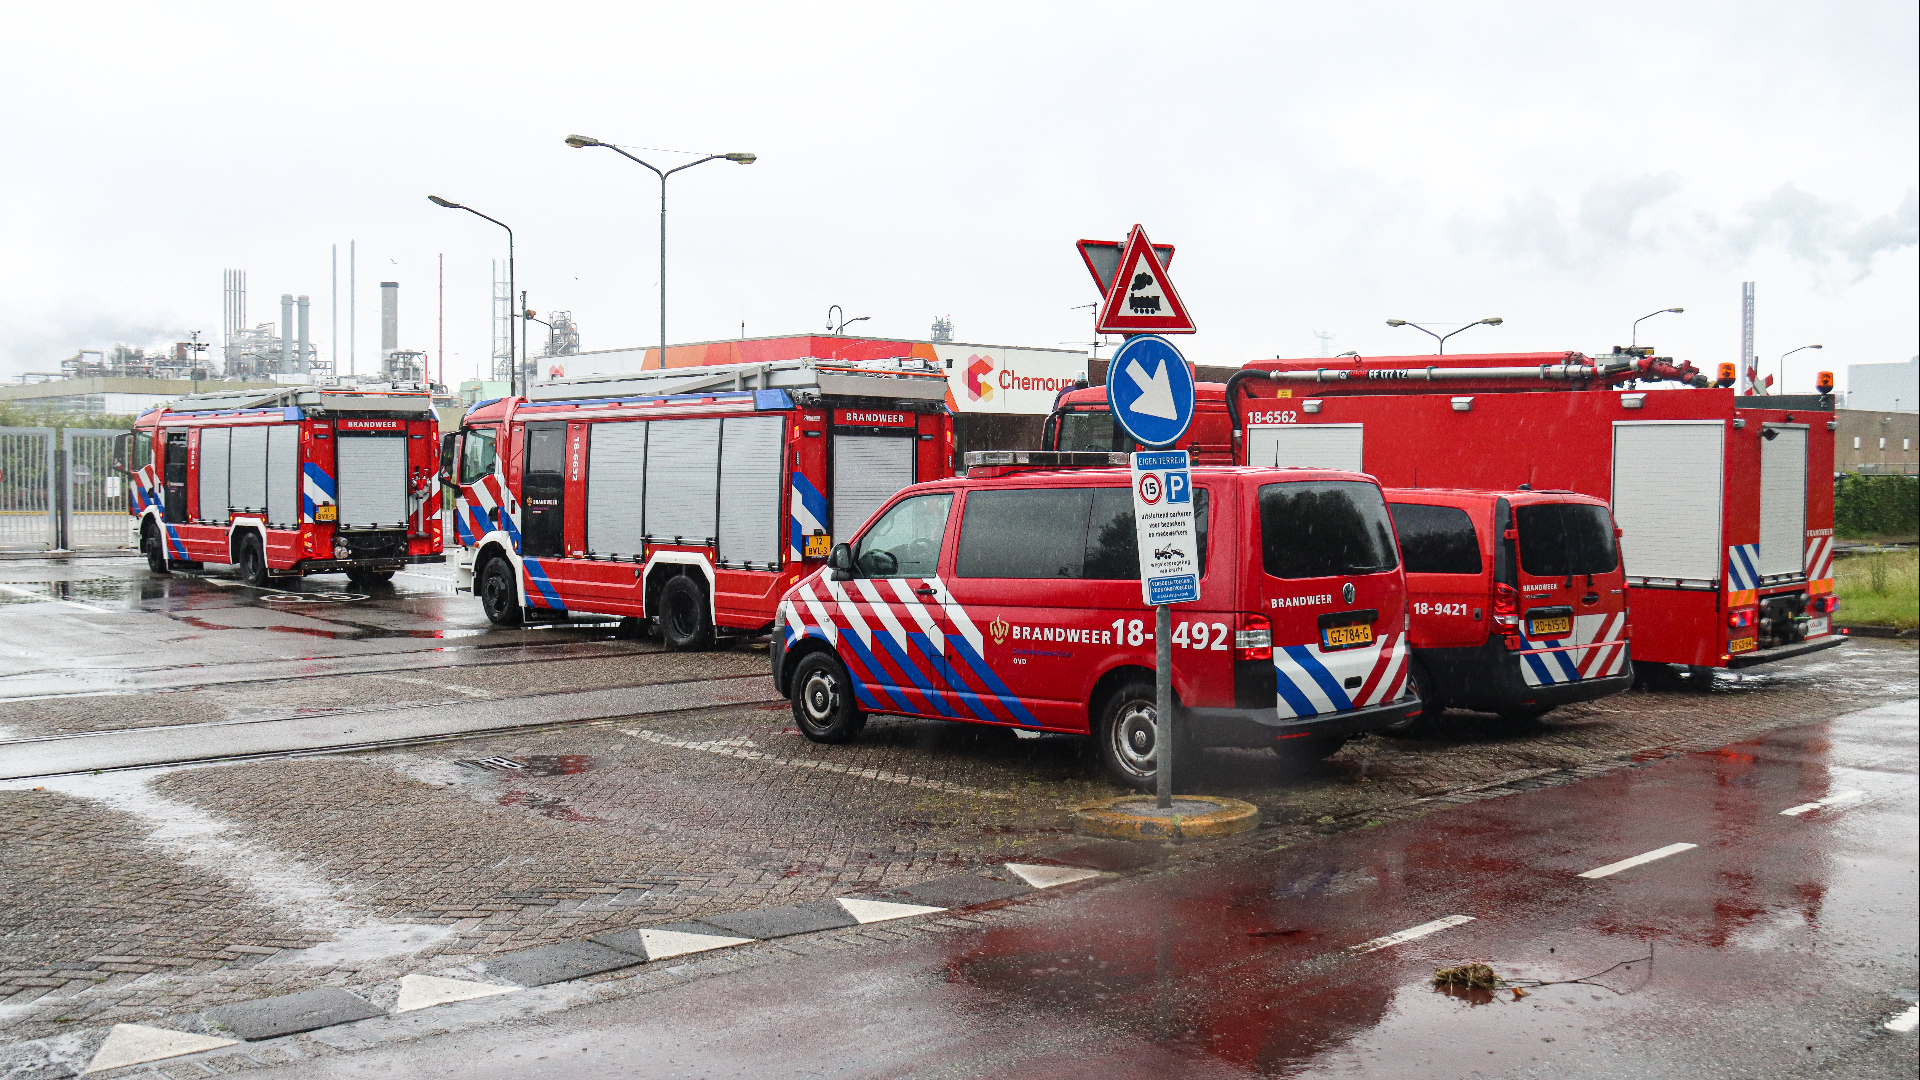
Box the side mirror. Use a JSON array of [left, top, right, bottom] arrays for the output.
[[828, 542, 856, 580], [438, 432, 459, 483], [111, 433, 130, 476]]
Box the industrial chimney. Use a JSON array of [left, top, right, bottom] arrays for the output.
[[296, 295, 310, 380], [381, 282, 399, 362], [280, 294, 294, 375]]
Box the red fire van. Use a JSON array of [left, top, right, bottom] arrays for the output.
[[769, 452, 1424, 789]]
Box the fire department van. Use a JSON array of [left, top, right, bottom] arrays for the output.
[[769, 451, 1424, 789], [443, 357, 953, 646], [120, 384, 444, 585], [1387, 488, 1632, 722]]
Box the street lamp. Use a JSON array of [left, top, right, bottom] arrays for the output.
[[1631, 307, 1684, 348], [1779, 344, 1823, 394], [565, 135, 755, 369], [428, 196, 518, 396], [826, 305, 870, 335], [1385, 317, 1503, 355]]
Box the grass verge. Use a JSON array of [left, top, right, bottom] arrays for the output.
[[1835, 548, 1919, 629]]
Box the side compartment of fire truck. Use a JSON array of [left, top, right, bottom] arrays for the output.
[[1232, 387, 1841, 671], [128, 386, 443, 582], [451, 358, 952, 644]]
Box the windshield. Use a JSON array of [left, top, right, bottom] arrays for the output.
[[1053, 410, 1138, 453], [1515, 502, 1618, 577], [1259, 480, 1400, 579]]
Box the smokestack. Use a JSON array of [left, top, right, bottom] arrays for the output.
[[381, 281, 399, 360], [296, 295, 310, 379], [280, 293, 294, 374]]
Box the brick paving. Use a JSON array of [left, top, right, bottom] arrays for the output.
[[0, 638, 1910, 1049]]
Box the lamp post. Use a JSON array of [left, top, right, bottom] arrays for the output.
[[1780, 344, 1823, 394], [565, 135, 755, 369], [1385, 317, 1503, 355], [1631, 307, 1684, 348], [826, 305, 870, 335], [428, 196, 516, 396]]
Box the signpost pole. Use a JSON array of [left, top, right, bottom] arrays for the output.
[[1155, 602, 1173, 809]]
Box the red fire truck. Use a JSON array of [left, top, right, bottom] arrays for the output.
[[122, 384, 444, 585], [443, 357, 953, 647], [1046, 351, 1844, 674]]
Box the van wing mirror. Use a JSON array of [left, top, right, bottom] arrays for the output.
[[438, 432, 459, 483], [828, 542, 856, 580]]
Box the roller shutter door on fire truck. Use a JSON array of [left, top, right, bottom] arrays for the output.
[[832, 435, 915, 540], [198, 428, 230, 523], [644, 418, 720, 542], [1758, 426, 1807, 581], [1610, 421, 1723, 585], [335, 434, 409, 528], [717, 416, 783, 568], [229, 426, 268, 515], [1244, 424, 1364, 470], [586, 420, 648, 556], [267, 425, 300, 527]]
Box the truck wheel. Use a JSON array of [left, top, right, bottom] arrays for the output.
[[142, 524, 170, 575], [236, 537, 270, 587], [1271, 735, 1350, 761], [1380, 658, 1442, 736], [790, 651, 866, 744], [478, 559, 522, 626], [658, 575, 716, 651], [1096, 680, 1161, 791]]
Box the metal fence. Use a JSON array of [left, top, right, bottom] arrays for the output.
[[0, 425, 133, 552]]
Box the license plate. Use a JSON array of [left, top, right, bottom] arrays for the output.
[[315, 505, 337, 522], [803, 534, 832, 558], [1729, 636, 1757, 653], [1806, 616, 1829, 637], [1527, 615, 1571, 636], [1323, 623, 1373, 649]]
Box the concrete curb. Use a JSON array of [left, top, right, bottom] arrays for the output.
[[1836, 624, 1918, 639], [1071, 795, 1261, 841]]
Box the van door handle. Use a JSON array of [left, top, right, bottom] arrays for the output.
[[1581, 593, 1600, 605], [914, 586, 936, 597]]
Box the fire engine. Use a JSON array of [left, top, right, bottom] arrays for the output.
[[770, 451, 1423, 789], [1045, 351, 1843, 673], [121, 384, 444, 585], [443, 357, 953, 647]]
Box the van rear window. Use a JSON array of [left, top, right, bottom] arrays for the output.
[[1259, 481, 1399, 579], [1515, 503, 1618, 577], [1389, 503, 1482, 574], [956, 486, 1208, 579]]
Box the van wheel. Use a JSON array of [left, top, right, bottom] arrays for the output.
[[791, 652, 866, 744], [478, 559, 522, 626], [1096, 681, 1161, 791], [142, 524, 170, 574], [1271, 735, 1350, 761], [236, 537, 270, 587], [1380, 658, 1442, 736], [658, 575, 716, 651]]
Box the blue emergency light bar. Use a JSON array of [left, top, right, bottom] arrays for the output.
[[963, 450, 1128, 475]]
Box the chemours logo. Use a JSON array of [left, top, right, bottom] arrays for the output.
[[965, 355, 995, 402]]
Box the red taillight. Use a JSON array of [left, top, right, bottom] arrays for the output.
[[1235, 613, 1272, 661], [1492, 583, 1520, 633], [1809, 595, 1838, 615], [1728, 607, 1756, 629]]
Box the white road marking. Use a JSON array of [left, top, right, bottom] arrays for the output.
[[1006, 863, 1101, 889], [1578, 842, 1698, 879], [622, 729, 1012, 799], [1779, 790, 1867, 816], [1350, 915, 1475, 953], [836, 897, 946, 924], [84, 1024, 238, 1073], [0, 582, 109, 613], [636, 927, 752, 962], [1887, 1005, 1919, 1033], [393, 974, 516, 1013], [371, 673, 495, 698]]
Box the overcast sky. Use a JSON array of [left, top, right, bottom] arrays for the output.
[[3, 1, 1914, 395]]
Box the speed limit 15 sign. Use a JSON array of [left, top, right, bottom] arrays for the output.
[[1129, 450, 1199, 606]]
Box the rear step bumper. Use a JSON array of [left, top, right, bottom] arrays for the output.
[[1185, 695, 1426, 748], [1725, 635, 1847, 669], [292, 554, 447, 575]]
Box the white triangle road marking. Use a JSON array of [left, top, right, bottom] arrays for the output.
[[393, 973, 517, 1013], [836, 897, 945, 924], [638, 927, 753, 962], [85, 1024, 239, 1074], [1005, 863, 1101, 889]]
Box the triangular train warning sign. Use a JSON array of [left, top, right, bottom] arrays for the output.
[[1094, 225, 1195, 335]]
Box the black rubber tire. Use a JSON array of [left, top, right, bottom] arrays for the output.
[[657, 575, 716, 651], [236, 537, 270, 587], [790, 651, 866, 744], [142, 524, 170, 574], [1271, 735, 1350, 761], [1095, 680, 1161, 791], [478, 559, 523, 626], [346, 568, 395, 586], [1379, 657, 1442, 736]]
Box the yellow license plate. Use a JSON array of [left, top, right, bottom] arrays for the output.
[[803, 534, 832, 558], [1729, 636, 1757, 653], [1528, 616, 1571, 636], [1323, 624, 1373, 649], [314, 505, 337, 522]]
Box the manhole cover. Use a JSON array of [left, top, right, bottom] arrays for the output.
[[263, 592, 368, 604], [456, 757, 527, 771]]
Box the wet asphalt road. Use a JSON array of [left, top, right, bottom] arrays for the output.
[[237, 699, 1918, 1079]]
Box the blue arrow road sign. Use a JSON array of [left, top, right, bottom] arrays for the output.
[[1108, 335, 1196, 448]]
